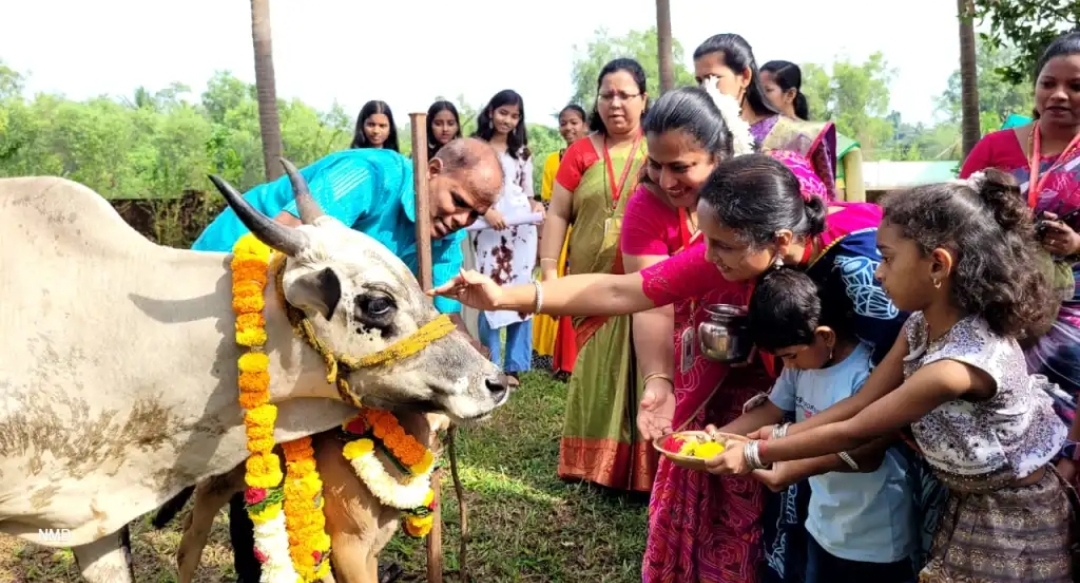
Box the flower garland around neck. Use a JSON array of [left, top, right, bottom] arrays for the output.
[[340, 410, 438, 538], [231, 233, 331, 583]]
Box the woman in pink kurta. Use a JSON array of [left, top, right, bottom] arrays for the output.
[[619, 87, 831, 583]]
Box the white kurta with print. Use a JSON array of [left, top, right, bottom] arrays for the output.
[[472, 149, 536, 329]]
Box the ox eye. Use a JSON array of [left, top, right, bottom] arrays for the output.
[[354, 293, 398, 338], [362, 296, 395, 317]]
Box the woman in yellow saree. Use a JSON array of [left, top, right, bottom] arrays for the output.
[[532, 105, 588, 373], [541, 59, 656, 491]]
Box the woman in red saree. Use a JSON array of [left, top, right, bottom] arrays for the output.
[[623, 87, 832, 582]]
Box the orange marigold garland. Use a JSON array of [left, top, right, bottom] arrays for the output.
[[340, 411, 438, 539], [282, 438, 332, 580], [365, 409, 436, 476]]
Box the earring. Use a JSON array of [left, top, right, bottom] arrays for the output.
[[932, 279, 942, 289], [772, 255, 784, 269]]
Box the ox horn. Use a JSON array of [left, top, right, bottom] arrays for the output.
[[280, 158, 325, 225], [207, 174, 309, 257]]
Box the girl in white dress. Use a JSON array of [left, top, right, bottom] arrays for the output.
[[472, 89, 544, 384]]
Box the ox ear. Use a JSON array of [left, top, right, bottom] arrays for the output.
[[284, 267, 343, 321]]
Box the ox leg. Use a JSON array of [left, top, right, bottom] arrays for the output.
[[177, 465, 246, 583], [315, 435, 382, 583], [72, 528, 135, 583]]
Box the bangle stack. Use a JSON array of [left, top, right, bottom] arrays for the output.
[[744, 439, 770, 470], [771, 423, 791, 440]]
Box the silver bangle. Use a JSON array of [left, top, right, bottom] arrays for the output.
[[532, 280, 544, 313], [743, 440, 769, 470], [838, 451, 860, 471], [772, 423, 791, 440]]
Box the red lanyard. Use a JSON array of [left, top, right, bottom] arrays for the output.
[[602, 132, 643, 210], [678, 207, 704, 310], [1028, 121, 1080, 208]]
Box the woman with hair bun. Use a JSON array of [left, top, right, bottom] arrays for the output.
[[432, 152, 906, 582]]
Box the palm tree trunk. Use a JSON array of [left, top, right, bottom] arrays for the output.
[[251, 0, 284, 182], [958, 0, 980, 158], [656, 0, 675, 94]]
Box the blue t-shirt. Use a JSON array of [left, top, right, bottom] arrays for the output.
[[769, 342, 915, 563], [191, 149, 463, 314]]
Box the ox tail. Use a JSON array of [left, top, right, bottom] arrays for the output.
[[152, 485, 195, 529], [448, 426, 470, 582]]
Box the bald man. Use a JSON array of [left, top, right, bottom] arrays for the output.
[[190, 137, 503, 582]]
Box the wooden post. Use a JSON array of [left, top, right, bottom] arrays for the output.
[[409, 112, 442, 583], [410, 113, 434, 290]]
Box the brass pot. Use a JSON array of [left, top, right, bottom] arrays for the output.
[[697, 304, 751, 363]]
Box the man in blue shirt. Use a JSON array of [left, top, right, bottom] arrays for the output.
[[193, 137, 503, 583]]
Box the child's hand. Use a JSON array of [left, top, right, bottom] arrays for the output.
[[748, 424, 777, 441], [485, 209, 507, 230], [704, 439, 751, 475], [752, 463, 792, 492]]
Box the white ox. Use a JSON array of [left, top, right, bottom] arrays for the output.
[[0, 164, 508, 582]]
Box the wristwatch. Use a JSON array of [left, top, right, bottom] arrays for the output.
[[1062, 440, 1080, 461]]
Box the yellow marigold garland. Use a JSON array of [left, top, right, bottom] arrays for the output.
[[231, 234, 330, 583]]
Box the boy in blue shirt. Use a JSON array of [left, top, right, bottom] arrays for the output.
[[711, 268, 915, 583]]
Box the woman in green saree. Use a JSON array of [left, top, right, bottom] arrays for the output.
[[539, 58, 656, 492]]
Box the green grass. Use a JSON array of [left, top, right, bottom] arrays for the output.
[[0, 372, 648, 582]]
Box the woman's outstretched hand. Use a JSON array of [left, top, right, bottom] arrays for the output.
[[429, 269, 505, 311]]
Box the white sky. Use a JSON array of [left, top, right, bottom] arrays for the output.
[[1, 0, 959, 127]]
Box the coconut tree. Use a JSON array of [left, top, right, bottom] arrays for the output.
[[250, 0, 284, 181], [958, 0, 980, 157], [656, 0, 675, 94]]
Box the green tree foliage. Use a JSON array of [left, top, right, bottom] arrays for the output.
[[0, 63, 560, 199], [975, 0, 1080, 84], [799, 53, 896, 159], [936, 40, 1033, 134], [570, 27, 695, 108]]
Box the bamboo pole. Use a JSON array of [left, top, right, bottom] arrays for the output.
[[409, 112, 442, 583]]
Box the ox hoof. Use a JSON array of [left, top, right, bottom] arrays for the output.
[[378, 562, 404, 583]]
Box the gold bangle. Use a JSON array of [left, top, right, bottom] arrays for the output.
[[642, 373, 674, 387], [539, 258, 558, 265]]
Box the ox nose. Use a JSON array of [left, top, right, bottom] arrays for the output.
[[486, 374, 510, 404]]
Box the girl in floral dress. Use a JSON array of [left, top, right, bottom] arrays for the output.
[[708, 170, 1074, 582]]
